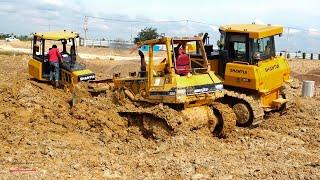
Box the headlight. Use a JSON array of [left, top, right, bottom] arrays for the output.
[[176, 89, 186, 96], [215, 84, 223, 90]]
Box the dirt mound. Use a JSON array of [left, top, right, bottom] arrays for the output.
[[307, 69, 320, 76], [289, 59, 320, 74], [80, 59, 140, 79], [293, 68, 320, 85], [295, 74, 320, 85], [290, 59, 320, 85], [70, 96, 129, 142]]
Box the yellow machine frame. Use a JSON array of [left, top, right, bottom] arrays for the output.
[[113, 37, 224, 107]]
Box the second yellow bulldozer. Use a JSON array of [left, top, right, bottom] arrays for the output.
[[201, 24, 291, 126], [28, 31, 95, 91]]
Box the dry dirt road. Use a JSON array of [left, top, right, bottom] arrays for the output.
[[0, 53, 319, 179]]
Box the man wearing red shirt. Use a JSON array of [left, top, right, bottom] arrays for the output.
[[176, 47, 190, 76], [48, 45, 63, 87]]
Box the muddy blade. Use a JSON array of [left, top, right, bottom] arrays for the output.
[[212, 103, 237, 138], [72, 82, 113, 106], [118, 109, 177, 139]]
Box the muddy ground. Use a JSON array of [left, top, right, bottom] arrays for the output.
[[0, 52, 319, 179]]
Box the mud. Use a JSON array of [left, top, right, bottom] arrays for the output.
[[0, 54, 319, 179]]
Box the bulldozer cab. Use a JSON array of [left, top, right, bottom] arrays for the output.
[[32, 31, 79, 78], [139, 37, 214, 93], [217, 24, 283, 75], [113, 37, 223, 105], [139, 37, 209, 77]]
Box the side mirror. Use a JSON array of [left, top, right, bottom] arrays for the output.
[[253, 52, 261, 60]]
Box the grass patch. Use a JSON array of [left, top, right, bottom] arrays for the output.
[[0, 50, 30, 56]]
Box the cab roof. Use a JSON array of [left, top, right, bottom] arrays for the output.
[[219, 24, 283, 39], [33, 30, 79, 40]]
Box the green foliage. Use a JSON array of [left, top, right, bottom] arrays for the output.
[[133, 27, 159, 44], [17, 35, 32, 41], [0, 34, 10, 40], [0, 33, 31, 41]]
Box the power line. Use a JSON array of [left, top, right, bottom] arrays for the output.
[[188, 20, 218, 26], [80, 15, 320, 40], [86, 15, 316, 32], [86, 15, 187, 23], [287, 26, 309, 32]]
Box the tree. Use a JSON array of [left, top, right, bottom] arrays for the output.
[[134, 27, 159, 44], [17, 35, 32, 41], [0, 34, 10, 40]]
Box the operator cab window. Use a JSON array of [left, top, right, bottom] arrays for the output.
[[253, 36, 275, 60], [60, 39, 76, 63], [227, 34, 248, 61], [33, 37, 47, 61], [172, 40, 207, 75], [233, 42, 246, 59]]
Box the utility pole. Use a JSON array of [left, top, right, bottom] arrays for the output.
[[83, 16, 88, 47], [287, 27, 290, 55], [130, 24, 133, 43], [186, 19, 189, 37]]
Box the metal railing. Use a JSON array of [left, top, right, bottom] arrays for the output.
[[79, 38, 134, 49], [276, 52, 320, 60]]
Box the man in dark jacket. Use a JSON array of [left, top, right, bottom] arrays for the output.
[[138, 50, 146, 77]]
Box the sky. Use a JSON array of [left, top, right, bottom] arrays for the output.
[[1, 0, 320, 52]]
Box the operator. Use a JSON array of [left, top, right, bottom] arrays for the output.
[[174, 44, 182, 61], [138, 50, 147, 77], [48, 44, 63, 87], [175, 47, 190, 75], [70, 45, 76, 62], [265, 40, 271, 56]]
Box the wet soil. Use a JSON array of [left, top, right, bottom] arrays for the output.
[[0, 54, 319, 179]]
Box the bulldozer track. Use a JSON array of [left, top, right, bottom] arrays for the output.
[[114, 85, 238, 139], [224, 90, 264, 126]]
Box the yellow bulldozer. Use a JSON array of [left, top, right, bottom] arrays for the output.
[[84, 36, 236, 138], [75, 24, 290, 138], [28, 30, 95, 90], [201, 24, 291, 126]]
